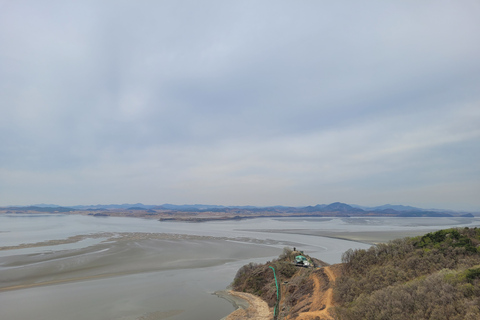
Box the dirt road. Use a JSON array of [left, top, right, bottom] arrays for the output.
[[296, 266, 336, 320]]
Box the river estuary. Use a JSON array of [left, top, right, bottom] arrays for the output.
[[1, 214, 478, 320]]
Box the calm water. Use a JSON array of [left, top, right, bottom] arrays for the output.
[[1, 214, 479, 320]]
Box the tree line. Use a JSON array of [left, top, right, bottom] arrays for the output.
[[333, 227, 480, 320]]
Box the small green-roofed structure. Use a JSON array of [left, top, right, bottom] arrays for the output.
[[295, 255, 310, 267], [295, 255, 307, 262]]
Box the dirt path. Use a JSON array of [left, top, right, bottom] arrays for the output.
[[224, 291, 272, 320], [297, 266, 336, 320]]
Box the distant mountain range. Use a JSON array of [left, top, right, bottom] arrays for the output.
[[1, 202, 475, 217]]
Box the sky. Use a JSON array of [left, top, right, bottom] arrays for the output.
[[1, 1, 479, 210]]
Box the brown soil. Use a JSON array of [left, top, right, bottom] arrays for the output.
[[295, 266, 338, 320], [226, 265, 340, 320]]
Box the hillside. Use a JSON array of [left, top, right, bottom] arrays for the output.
[[230, 248, 336, 319], [229, 228, 480, 319], [334, 227, 480, 319]]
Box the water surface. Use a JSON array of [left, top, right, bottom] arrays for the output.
[[1, 214, 478, 320]]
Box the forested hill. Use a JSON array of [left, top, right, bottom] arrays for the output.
[[334, 227, 480, 319], [231, 249, 334, 319], [230, 228, 480, 320]]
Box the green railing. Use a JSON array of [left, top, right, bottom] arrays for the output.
[[269, 266, 279, 319]]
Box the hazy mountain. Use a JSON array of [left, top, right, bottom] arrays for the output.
[[31, 203, 62, 208], [71, 203, 156, 210], [321, 202, 364, 213], [4, 206, 75, 213], [2, 202, 471, 217], [350, 204, 423, 211]]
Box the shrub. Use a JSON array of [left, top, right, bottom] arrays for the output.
[[333, 228, 480, 320]]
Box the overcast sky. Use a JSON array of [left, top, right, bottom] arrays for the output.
[[1, 1, 479, 210]]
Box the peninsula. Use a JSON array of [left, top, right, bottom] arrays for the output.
[[224, 227, 480, 319]]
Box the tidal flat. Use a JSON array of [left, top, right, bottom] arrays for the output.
[[1, 214, 478, 320], [0, 235, 281, 320]]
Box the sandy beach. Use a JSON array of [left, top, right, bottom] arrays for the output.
[[216, 290, 272, 320]]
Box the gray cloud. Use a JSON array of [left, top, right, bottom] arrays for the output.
[[1, 1, 480, 210]]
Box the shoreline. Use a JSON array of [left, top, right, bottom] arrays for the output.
[[244, 229, 434, 245], [216, 290, 272, 320], [3, 210, 474, 222], [215, 290, 250, 319]]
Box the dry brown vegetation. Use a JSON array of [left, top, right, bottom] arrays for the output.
[[231, 248, 334, 319], [230, 228, 480, 320], [333, 227, 480, 320]]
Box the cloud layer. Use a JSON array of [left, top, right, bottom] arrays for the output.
[[1, 1, 480, 210]]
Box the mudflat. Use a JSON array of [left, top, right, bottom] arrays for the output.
[[0, 232, 282, 320], [247, 229, 431, 245]]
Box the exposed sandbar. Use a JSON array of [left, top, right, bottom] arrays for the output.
[[0, 233, 282, 291], [0, 232, 291, 251], [245, 229, 432, 244]]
